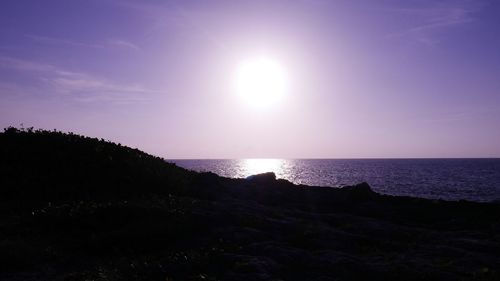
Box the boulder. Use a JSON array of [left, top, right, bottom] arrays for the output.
[[246, 172, 277, 185]]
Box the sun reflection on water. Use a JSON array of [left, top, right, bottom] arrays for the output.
[[239, 158, 285, 178]]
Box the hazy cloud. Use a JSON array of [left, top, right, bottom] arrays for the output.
[[0, 56, 58, 72], [111, 0, 228, 50], [25, 34, 140, 51], [107, 39, 140, 50], [386, 0, 484, 45], [25, 34, 105, 49], [0, 56, 157, 103]]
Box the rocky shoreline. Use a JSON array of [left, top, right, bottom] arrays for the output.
[[1, 128, 499, 280]]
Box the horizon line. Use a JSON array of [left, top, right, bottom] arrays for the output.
[[167, 157, 500, 161]]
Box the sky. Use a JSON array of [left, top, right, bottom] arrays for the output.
[[1, 0, 500, 159]]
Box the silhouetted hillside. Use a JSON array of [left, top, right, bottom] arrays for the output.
[[0, 127, 192, 202], [1, 128, 499, 281]]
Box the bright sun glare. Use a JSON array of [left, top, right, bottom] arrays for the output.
[[242, 158, 284, 177], [236, 57, 287, 107]]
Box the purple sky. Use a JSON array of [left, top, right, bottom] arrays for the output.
[[1, 0, 500, 158]]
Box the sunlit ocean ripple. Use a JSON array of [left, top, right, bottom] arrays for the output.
[[171, 159, 500, 202]]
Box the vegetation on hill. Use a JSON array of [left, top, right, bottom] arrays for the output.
[[0, 127, 192, 202]]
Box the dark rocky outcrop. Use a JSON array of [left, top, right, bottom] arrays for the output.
[[1, 128, 499, 281], [246, 172, 277, 184]]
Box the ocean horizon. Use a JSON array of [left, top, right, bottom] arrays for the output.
[[172, 158, 500, 202]]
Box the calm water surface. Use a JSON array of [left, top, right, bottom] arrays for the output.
[[171, 159, 500, 202]]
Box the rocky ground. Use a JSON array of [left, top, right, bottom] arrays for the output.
[[1, 128, 499, 280]]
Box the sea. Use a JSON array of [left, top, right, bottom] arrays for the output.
[[171, 159, 500, 202]]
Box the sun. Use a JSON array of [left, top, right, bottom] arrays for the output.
[[235, 57, 287, 107]]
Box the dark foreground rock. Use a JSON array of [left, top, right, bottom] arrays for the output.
[[1, 128, 499, 281]]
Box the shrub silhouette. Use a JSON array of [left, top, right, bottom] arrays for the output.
[[0, 127, 193, 203]]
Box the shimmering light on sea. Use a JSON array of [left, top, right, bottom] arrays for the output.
[[172, 159, 500, 202], [240, 159, 285, 177]]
